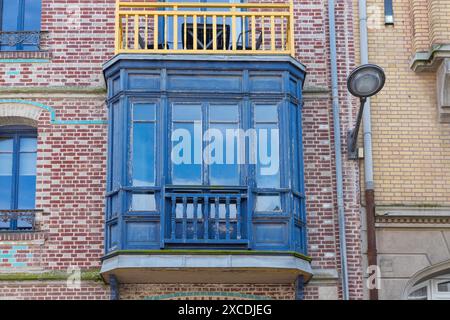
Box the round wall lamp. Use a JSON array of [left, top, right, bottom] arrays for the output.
[[347, 64, 386, 159]]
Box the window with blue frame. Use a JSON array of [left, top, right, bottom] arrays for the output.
[[0, 126, 37, 230], [0, 0, 42, 51]]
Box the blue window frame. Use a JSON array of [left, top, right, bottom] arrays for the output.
[[0, 0, 42, 51], [384, 0, 394, 25], [0, 126, 37, 230]]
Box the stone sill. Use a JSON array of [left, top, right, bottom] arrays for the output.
[[410, 44, 450, 72]]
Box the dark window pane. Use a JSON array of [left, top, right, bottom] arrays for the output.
[[133, 103, 155, 121], [132, 122, 155, 186], [438, 281, 450, 293]]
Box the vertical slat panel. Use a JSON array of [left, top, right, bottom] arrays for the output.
[[281, 17, 285, 51], [262, 16, 265, 50], [182, 197, 187, 240], [236, 197, 241, 240], [215, 197, 219, 240], [225, 197, 230, 240], [203, 196, 209, 240], [171, 196, 176, 240], [193, 197, 198, 240]]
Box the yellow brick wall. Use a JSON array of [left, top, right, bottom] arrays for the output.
[[355, 0, 450, 205]]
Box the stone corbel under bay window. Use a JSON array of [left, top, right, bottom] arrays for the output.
[[437, 58, 450, 123]]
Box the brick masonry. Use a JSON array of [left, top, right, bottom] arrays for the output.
[[0, 0, 363, 300]]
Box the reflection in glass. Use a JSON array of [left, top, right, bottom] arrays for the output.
[[255, 195, 281, 212], [132, 194, 156, 211]]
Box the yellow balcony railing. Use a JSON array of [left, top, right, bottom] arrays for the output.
[[115, 1, 295, 55]]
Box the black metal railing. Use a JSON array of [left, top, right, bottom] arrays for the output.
[[0, 31, 44, 51], [0, 209, 40, 231]]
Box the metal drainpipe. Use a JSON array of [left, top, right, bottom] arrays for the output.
[[358, 0, 378, 300], [328, 0, 350, 300]]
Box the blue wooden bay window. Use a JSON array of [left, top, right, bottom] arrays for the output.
[[0, 126, 37, 231], [104, 56, 307, 255]]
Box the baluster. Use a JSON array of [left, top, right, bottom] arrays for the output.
[[215, 197, 219, 240], [171, 196, 176, 240], [154, 14, 158, 50], [164, 14, 168, 49], [203, 196, 209, 240], [193, 197, 198, 240], [225, 197, 230, 240], [182, 197, 187, 240], [251, 15, 256, 51], [212, 15, 217, 51], [193, 15, 198, 50], [203, 15, 206, 50], [236, 197, 241, 240], [125, 15, 129, 49], [281, 17, 285, 51], [173, 11, 178, 50], [223, 15, 226, 50], [144, 15, 148, 49], [184, 15, 187, 50], [270, 15, 275, 51], [242, 18, 246, 51], [231, 13, 236, 50], [262, 16, 265, 51], [134, 14, 139, 50]]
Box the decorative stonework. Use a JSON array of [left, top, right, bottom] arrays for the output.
[[0, 102, 42, 126], [437, 58, 450, 122]]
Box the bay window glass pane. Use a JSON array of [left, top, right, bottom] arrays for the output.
[[132, 122, 155, 186], [133, 103, 155, 121], [255, 195, 281, 212], [208, 123, 239, 185], [172, 122, 202, 185], [172, 105, 202, 185], [209, 105, 238, 122], [255, 124, 280, 188], [255, 105, 278, 122], [173, 105, 202, 121], [131, 194, 156, 211]]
